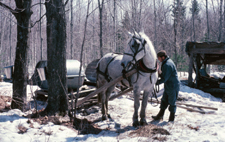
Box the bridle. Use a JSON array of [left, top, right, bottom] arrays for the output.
[[122, 36, 146, 71], [122, 35, 160, 105]]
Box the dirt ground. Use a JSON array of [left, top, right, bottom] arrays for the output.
[[0, 96, 11, 111]]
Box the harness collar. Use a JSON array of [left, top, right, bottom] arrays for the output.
[[137, 59, 157, 73]]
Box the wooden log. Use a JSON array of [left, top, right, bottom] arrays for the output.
[[148, 99, 217, 111], [176, 104, 205, 114], [76, 69, 137, 106], [107, 87, 218, 111], [176, 102, 218, 110], [72, 88, 96, 98], [109, 88, 133, 101]]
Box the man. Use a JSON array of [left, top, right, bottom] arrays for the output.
[[152, 50, 180, 121]]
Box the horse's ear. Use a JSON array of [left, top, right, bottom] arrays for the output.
[[140, 28, 145, 34], [128, 32, 133, 38]]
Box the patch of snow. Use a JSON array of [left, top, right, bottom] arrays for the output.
[[0, 74, 225, 141]]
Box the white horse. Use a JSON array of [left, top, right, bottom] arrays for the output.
[[96, 32, 158, 127]]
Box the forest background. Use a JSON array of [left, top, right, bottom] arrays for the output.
[[1, 0, 225, 75]]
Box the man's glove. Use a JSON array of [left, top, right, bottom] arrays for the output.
[[156, 80, 160, 85]]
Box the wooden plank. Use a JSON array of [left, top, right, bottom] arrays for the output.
[[76, 69, 137, 106], [109, 88, 133, 101]]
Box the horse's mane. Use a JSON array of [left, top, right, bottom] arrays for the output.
[[139, 32, 157, 60]]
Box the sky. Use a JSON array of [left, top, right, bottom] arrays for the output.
[[0, 71, 225, 142]]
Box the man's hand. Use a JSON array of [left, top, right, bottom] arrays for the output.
[[156, 80, 160, 85]]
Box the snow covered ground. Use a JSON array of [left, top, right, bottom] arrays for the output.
[[0, 72, 225, 142]]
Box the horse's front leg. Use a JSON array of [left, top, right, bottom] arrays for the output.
[[133, 88, 141, 127], [140, 90, 151, 126]]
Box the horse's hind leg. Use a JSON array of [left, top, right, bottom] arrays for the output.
[[100, 91, 108, 120], [140, 90, 151, 126], [105, 84, 116, 119]]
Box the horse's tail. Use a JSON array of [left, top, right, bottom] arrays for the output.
[[96, 62, 102, 103]]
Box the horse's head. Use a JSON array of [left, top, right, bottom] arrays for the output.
[[121, 32, 146, 71]]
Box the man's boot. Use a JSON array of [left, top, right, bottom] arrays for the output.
[[152, 109, 165, 120], [169, 112, 175, 121]]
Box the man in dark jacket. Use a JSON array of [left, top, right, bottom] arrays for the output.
[[152, 50, 180, 121]]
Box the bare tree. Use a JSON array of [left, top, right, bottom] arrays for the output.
[[206, 0, 210, 41], [113, 0, 117, 51], [98, 0, 104, 57], [70, 0, 73, 59], [0, 0, 33, 111], [154, 0, 157, 50], [218, 0, 223, 41], [44, 0, 68, 115], [224, 0, 225, 42], [40, 0, 43, 60]]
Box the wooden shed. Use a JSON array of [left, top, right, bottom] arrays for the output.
[[186, 42, 225, 100]]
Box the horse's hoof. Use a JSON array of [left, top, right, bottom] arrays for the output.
[[108, 114, 111, 119], [102, 115, 108, 121], [132, 121, 140, 127], [140, 119, 148, 126]]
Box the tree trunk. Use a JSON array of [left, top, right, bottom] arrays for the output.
[[9, 5, 12, 65], [224, 0, 225, 42], [173, 0, 178, 68], [218, 0, 223, 41], [40, 0, 43, 60], [154, 0, 157, 50], [192, 0, 196, 42], [11, 0, 32, 111], [138, 0, 142, 31], [70, 0, 73, 59], [206, 0, 210, 41], [113, 0, 117, 52], [45, 0, 68, 115], [98, 0, 104, 57], [75, 0, 91, 115]]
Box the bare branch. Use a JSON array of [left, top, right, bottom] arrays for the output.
[[31, 13, 46, 28], [0, 2, 18, 15], [31, 2, 45, 8], [65, 0, 69, 6]]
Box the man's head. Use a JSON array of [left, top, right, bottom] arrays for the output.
[[157, 50, 167, 62]]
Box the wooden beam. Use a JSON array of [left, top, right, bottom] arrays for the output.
[[189, 48, 225, 54], [76, 69, 137, 106], [109, 87, 133, 101], [186, 42, 225, 54], [188, 53, 194, 87], [195, 54, 201, 88]]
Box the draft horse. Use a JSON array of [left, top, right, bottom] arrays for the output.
[[96, 32, 158, 127]]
